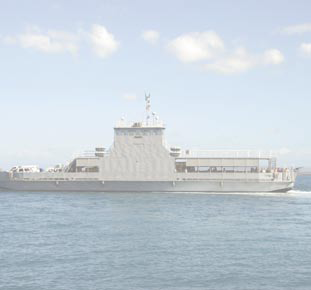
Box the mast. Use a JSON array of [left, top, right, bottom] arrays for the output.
[[145, 93, 151, 124]]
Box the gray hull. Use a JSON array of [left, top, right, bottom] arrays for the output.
[[0, 180, 294, 193]]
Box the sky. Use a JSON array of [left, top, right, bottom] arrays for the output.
[[0, 0, 311, 169]]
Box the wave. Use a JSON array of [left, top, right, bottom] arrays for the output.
[[288, 189, 311, 194], [285, 190, 311, 197], [170, 191, 311, 197]]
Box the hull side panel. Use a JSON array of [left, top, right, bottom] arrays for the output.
[[0, 180, 294, 193]]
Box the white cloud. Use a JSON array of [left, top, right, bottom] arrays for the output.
[[142, 30, 160, 44], [205, 47, 284, 75], [167, 31, 284, 74], [123, 93, 137, 101], [300, 43, 311, 56], [3, 26, 79, 55], [3, 25, 120, 59], [263, 49, 284, 65], [89, 24, 119, 58], [168, 31, 224, 63], [281, 23, 311, 35], [205, 47, 256, 74]]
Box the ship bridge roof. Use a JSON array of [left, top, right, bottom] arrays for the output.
[[114, 120, 165, 129]]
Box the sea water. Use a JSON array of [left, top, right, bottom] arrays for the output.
[[1, 176, 311, 290]]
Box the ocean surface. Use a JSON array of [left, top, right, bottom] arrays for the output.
[[1, 176, 311, 290]]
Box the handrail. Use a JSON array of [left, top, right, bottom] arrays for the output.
[[178, 150, 276, 159], [73, 150, 111, 158], [115, 120, 165, 128]]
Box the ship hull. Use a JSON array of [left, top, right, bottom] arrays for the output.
[[0, 180, 294, 193]]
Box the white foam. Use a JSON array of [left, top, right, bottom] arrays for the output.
[[286, 190, 311, 197], [169, 190, 311, 198]]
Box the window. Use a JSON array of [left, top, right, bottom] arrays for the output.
[[198, 166, 210, 172]]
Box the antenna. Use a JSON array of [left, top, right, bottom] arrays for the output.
[[145, 93, 151, 124]]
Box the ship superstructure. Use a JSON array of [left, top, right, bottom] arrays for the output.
[[0, 95, 296, 192]]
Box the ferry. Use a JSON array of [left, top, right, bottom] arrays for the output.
[[0, 95, 296, 192]]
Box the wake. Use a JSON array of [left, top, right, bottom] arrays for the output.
[[286, 190, 311, 197]]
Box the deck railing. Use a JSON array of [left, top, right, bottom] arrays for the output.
[[178, 150, 276, 159], [115, 120, 165, 128], [12, 172, 100, 181], [73, 150, 111, 159]]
